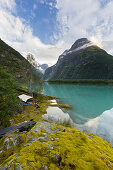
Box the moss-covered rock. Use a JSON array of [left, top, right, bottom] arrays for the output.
[[49, 103, 72, 109], [1, 121, 113, 169], [0, 96, 113, 169]]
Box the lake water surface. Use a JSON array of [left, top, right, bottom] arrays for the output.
[[43, 83, 113, 124], [43, 82, 113, 145]]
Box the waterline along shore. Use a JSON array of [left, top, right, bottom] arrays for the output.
[[1, 93, 113, 169]]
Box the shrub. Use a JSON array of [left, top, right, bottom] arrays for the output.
[[0, 67, 21, 127]]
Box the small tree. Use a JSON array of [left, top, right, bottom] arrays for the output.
[[26, 53, 43, 96], [27, 53, 37, 68]]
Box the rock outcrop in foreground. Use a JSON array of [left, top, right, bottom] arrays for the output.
[[0, 121, 113, 169]]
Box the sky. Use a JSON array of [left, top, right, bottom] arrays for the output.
[[0, 0, 113, 65]]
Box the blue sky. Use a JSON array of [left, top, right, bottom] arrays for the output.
[[0, 0, 113, 65], [15, 0, 58, 44]]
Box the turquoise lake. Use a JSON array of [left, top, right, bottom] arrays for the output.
[[43, 83, 113, 124]]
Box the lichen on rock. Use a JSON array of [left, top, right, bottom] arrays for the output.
[[1, 121, 113, 169]]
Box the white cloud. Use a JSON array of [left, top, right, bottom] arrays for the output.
[[0, 0, 16, 10], [49, 2, 53, 7], [55, 0, 113, 55], [0, 0, 113, 66], [33, 4, 37, 9], [40, 0, 44, 4], [0, 0, 62, 65]]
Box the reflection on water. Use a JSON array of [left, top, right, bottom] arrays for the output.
[[43, 106, 71, 122], [76, 108, 113, 146], [43, 83, 113, 124]]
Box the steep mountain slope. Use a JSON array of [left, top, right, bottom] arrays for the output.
[[0, 38, 41, 83], [44, 38, 113, 80]]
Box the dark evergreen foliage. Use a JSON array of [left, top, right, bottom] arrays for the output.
[[0, 67, 22, 127]]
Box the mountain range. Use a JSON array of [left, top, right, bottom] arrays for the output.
[[44, 38, 113, 81], [1, 37, 113, 83]]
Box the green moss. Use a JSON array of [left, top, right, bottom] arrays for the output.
[[0, 132, 33, 165], [1, 120, 113, 169], [59, 104, 72, 109], [49, 103, 72, 109], [49, 128, 113, 169], [11, 99, 49, 126], [16, 141, 52, 169], [6, 153, 17, 165], [0, 146, 17, 165], [44, 95, 58, 100], [59, 119, 72, 127], [20, 133, 33, 144], [31, 131, 42, 138], [8, 125, 112, 169]]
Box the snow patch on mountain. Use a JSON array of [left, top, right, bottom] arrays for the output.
[[59, 42, 93, 61], [68, 42, 93, 54]]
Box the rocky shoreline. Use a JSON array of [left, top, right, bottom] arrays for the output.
[[1, 98, 113, 169]]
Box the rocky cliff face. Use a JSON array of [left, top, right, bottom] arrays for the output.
[[44, 38, 113, 80]]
